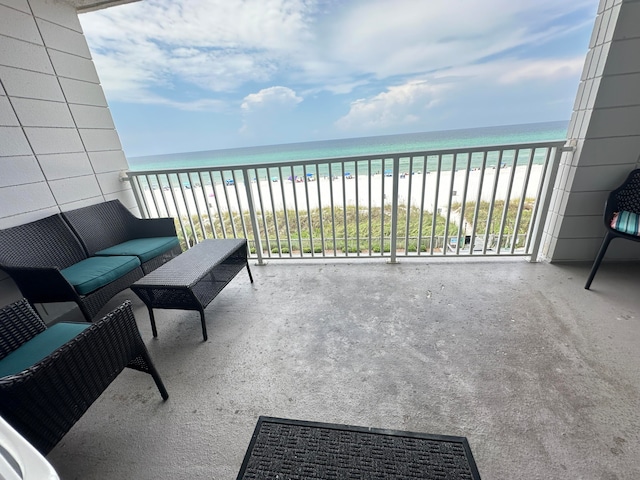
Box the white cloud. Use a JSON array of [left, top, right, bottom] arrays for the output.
[[498, 57, 585, 84], [428, 55, 587, 86], [334, 52, 586, 134], [82, 0, 313, 51], [335, 80, 445, 131], [241, 86, 303, 112], [80, 0, 314, 103], [295, 0, 595, 85], [79, 0, 596, 117], [240, 86, 303, 138]]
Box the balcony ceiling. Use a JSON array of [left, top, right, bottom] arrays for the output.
[[71, 0, 141, 13]]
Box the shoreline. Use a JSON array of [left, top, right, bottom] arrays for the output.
[[140, 164, 545, 219]]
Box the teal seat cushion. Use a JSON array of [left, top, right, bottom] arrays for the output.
[[95, 237, 180, 263], [61, 255, 141, 295], [0, 323, 90, 377], [611, 210, 640, 236]]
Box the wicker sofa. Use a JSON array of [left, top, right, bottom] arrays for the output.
[[0, 299, 168, 455], [0, 200, 181, 321]]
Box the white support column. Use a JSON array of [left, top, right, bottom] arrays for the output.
[[543, 0, 640, 262]]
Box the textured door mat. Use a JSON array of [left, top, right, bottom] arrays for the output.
[[236, 416, 481, 479]]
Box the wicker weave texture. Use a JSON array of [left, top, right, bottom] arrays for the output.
[[63, 200, 178, 256], [0, 201, 180, 321], [141, 244, 183, 274], [132, 240, 248, 311], [0, 299, 168, 455], [0, 214, 86, 268], [134, 239, 247, 288], [0, 300, 46, 360], [78, 267, 144, 320]]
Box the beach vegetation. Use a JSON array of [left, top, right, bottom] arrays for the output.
[[451, 198, 535, 248], [407, 241, 427, 252], [175, 203, 460, 253]]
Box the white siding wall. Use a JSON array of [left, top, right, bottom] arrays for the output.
[[0, 0, 135, 306], [544, 0, 640, 262]]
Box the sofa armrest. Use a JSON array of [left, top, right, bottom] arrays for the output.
[[0, 300, 167, 454], [132, 216, 177, 238], [3, 267, 80, 305]]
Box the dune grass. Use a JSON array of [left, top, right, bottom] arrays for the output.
[[175, 199, 534, 253]]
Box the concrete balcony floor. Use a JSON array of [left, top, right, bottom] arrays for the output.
[[45, 258, 640, 479]]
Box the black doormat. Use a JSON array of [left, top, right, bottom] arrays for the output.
[[236, 416, 481, 479]]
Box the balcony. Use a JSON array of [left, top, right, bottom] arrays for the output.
[[41, 258, 640, 478], [2, 1, 640, 477], [127, 140, 569, 263]]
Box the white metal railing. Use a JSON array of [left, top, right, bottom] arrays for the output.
[[126, 140, 569, 264]]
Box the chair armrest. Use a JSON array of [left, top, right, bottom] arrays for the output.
[[604, 191, 620, 230], [0, 300, 46, 360], [0, 301, 160, 454], [132, 216, 177, 238], [2, 267, 80, 305]]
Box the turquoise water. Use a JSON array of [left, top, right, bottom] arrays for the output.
[[129, 120, 568, 172]]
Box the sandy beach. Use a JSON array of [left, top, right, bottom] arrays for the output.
[[139, 164, 545, 219]]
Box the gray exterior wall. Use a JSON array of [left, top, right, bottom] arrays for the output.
[[543, 0, 640, 262], [0, 0, 135, 307]]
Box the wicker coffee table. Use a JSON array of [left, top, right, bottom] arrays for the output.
[[130, 239, 253, 341]]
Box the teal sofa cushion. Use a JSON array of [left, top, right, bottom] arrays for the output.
[[95, 237, 180, 263], [61, 255, 141, 295], [0, 323, 90, 377]]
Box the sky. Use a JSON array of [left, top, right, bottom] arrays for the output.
[[78, 0, 599, 157]]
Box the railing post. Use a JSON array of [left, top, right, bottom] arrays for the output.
[[527, 143, 573, 262], [242, 169, 265, 265], [126, 172, 148, 218], [388, 156, 400, 264]]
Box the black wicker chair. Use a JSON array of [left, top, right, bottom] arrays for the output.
[[585, 169, 640, 289], [0, 299, 168, 455], [62, 200, 182, 274]]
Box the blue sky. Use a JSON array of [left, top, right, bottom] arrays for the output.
[[79, 0, 599, 157]]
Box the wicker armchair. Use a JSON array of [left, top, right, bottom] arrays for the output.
[[585, 169, 640, 289], [0, 299, 168, 455]]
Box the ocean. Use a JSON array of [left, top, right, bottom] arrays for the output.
[[128, 120, 568, 173]]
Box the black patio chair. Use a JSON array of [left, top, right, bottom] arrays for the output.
[[0, 299, 168, 455], [585, 169, 640, 289]]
